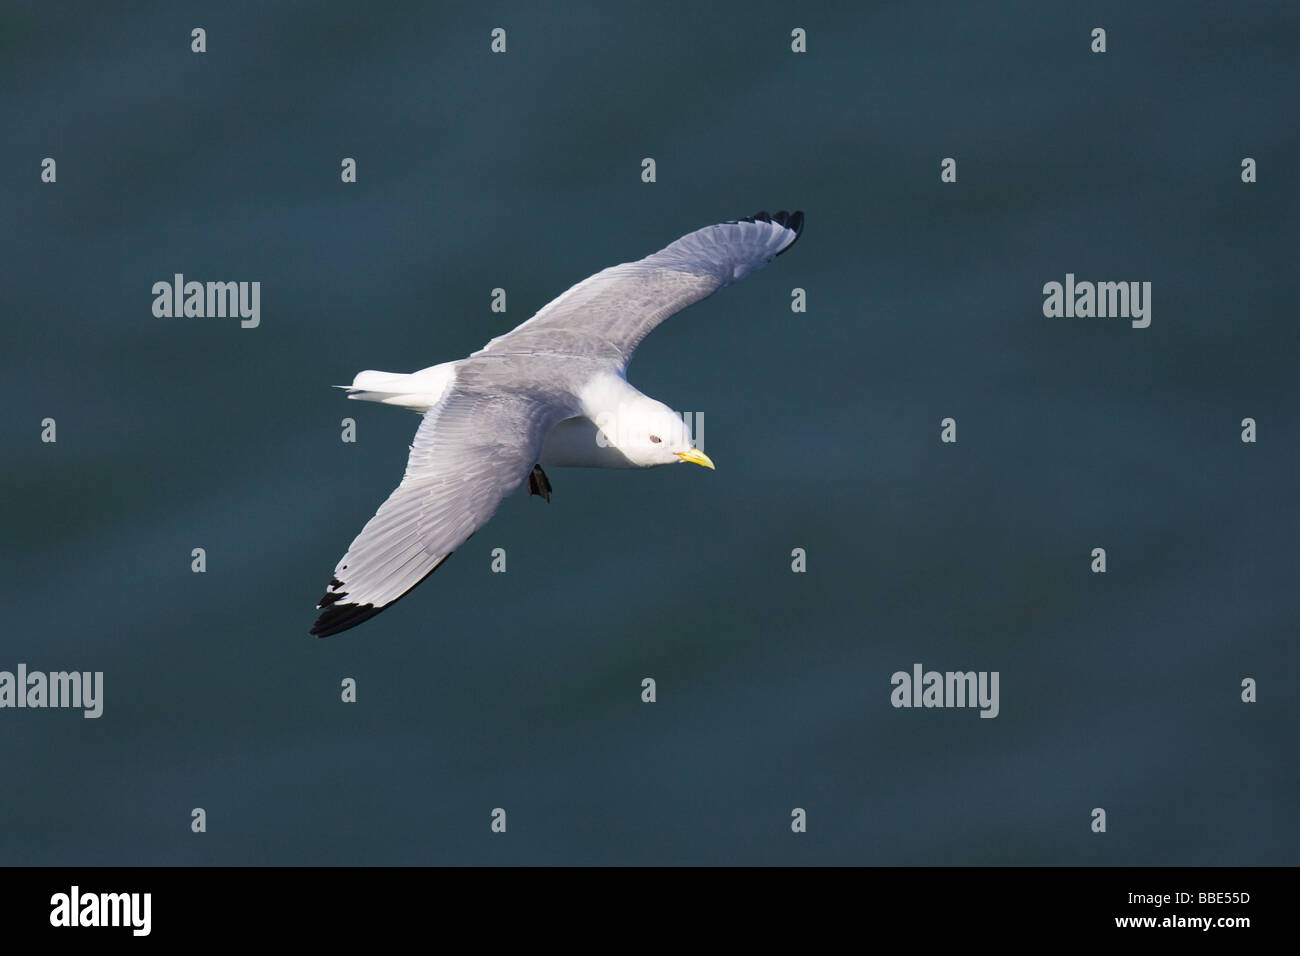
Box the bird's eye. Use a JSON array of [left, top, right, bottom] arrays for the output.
[[649, 434, 662, 443]]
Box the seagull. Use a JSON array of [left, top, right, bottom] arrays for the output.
[[312, 210, 804, 637]]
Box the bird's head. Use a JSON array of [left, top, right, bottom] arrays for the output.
[[594, 398, 714, 470]]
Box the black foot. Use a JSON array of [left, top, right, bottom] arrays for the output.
[[527, 464, 552, 502]]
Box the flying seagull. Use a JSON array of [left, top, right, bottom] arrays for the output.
[[312, 210, 804, 637]]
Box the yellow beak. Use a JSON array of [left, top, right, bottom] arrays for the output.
[[675, 448, 716, 470]]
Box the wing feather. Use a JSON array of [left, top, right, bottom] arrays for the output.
[[475, 211, 803, 368], [310, 386, 557, 637]]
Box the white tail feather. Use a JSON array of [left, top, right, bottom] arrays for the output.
[[342, 363, 457, 410]]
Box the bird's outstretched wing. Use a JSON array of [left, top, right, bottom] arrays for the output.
[[474, 210, 804, 369], [311, 386, 558, 637]]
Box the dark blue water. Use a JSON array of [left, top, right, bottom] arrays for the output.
[[2, 0, 1297, 864]]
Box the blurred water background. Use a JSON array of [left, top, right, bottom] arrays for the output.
[[1, 0, 1296, 864]]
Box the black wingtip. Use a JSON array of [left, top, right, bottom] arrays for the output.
[[309, 535, 472, 638], [733, 209, 804, 255], [310, 601, 384, 638], [773, 209, 804, 254]]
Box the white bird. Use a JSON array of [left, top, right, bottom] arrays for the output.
[[312, 210, 804, 637]]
